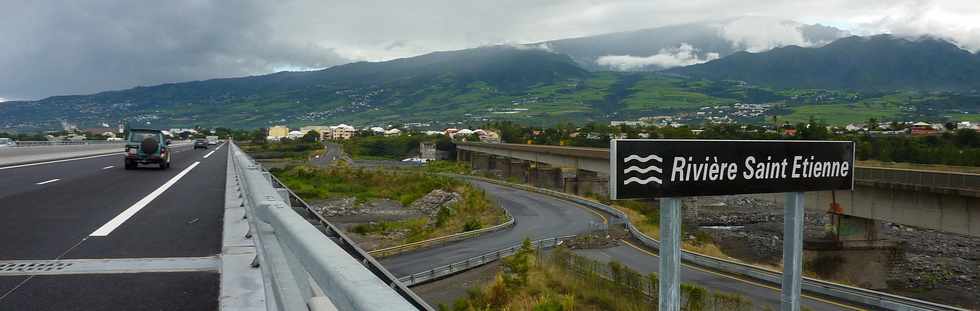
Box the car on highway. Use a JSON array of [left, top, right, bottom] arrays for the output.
[[206, 135, 218, 145], [124, 128, 171, 169], [0, 138, 15, 148], [194, 139, 208, 149]]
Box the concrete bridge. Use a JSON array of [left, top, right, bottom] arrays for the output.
[[456, 142, 980, 238]]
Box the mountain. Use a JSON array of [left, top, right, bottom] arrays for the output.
[[3, 34, 979, 132], [668, 34, 980, 91], [0, 46, 590, 130], [538, 18, 849, 71]]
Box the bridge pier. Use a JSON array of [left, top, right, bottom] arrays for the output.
[[529, 164, 563, 191], [471, 153, 491, 172], [508, 160, 529, 183]]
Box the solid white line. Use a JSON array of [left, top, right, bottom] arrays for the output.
[[203, 150, 216, 159], [102, 166, 115, 170], [35, 179, 61, 185], [0, 153, 120, 171], [90, 161, 201, 237]]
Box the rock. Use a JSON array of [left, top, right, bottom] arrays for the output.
[[408, 189, 462, 216]]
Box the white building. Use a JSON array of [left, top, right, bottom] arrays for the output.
[[384, 128, 402, 136], [325, 124, 356, 140]]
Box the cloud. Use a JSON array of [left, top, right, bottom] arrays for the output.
[[852, 1, 980, 52], [596, 43, 720, 70], [1, 0, 978, 100], [716, 17, 814, 52]]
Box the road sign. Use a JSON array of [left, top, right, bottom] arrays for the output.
[[610, 139, 854, 199]]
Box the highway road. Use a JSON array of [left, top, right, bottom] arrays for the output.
[[0, 143, 228, 311], [385, 179, 863, 311]]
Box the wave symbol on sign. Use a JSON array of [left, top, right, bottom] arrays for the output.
[[622, 154, 663, 185], [624, 154, 663, 163], [624, 176, 663, 185]]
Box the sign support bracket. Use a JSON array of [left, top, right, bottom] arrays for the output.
[[781, 192, 805, 311], [659, 197, 682, 311]]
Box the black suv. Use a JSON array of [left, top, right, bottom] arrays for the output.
[[194, 139, 208, 149], [124, 129, 172, 169]]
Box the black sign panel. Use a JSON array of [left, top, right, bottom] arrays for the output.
[[610, 139, 854, 199]]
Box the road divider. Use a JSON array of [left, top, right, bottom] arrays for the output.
[[90, 161, 201, 237]]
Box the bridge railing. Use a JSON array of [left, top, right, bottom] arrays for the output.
[[230, 142, 429, 311], [855, 166, 980, 193], [397, 236, 575, 286]]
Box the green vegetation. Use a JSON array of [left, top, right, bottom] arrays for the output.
[[340, 134, 442, 160], [271, 165, 506, 243], [239, 140, 323, 160], [782, 102, 903, 125], [442, 242, 757, 311]]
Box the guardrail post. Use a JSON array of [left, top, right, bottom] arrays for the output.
[[781, 192, 805, 311], [659, 198, 681, 311]]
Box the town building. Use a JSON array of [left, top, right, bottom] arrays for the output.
[[267, 125, 289, 141], [910, 122, 938, 136], [325, 124, 356, 140]]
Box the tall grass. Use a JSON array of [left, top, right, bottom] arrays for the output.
[[442, 245, 762, 311]]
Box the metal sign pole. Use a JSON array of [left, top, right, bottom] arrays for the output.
[[781, 192, 805, 311], [659, 197, 682, 311]]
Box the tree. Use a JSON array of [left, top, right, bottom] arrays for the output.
[[867, 118, 879, 130], [302, 130, 320, 143]]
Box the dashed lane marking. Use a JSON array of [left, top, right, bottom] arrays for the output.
[[35, 179, 60, 185], [90, 161, 201, 236]]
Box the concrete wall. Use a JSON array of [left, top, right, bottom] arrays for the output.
[[807, 186, 980, 237]]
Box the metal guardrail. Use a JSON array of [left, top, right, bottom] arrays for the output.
[[368, 203, 515, 258], [6, 140, 126, 147], [397, 236, 575, 286], [230, 143, 428, 311], [267, 173, 433, 311], [454, 174, 968, 311]]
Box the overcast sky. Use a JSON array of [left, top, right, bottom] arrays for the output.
[[1, 0, 978, 101]]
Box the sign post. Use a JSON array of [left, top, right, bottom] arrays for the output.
[[610, 139, 854, 311], [782, 192, 805, 310], [659, 197, 682, 311]]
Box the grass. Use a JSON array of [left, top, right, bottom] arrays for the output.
[[782, 102, 904, 124], [443, 244, 758, 311], [272, 164, 507, 243], [584, 195, 731, 259], [240, 140, 324, 160]]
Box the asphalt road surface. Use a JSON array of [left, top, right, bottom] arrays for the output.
[[0, 143, 228, 311], [380, 180, 611, 276], [385, 179, 864, 311]]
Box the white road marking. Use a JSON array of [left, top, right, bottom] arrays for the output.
[[0, 153, 120, 171], [90, 161, 201, 237], [214, 144, 223, 151], [35, 179, 61, 185], [102, 166, 115, 170], [203, 150, 216, 159]]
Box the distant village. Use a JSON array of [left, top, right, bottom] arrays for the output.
[[262, 124, 502, 143]]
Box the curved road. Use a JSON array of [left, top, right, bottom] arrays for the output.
[[383, 180, 862, 311], [380, 180, 608, 276]]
